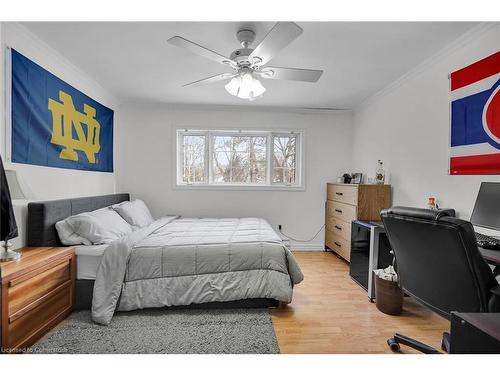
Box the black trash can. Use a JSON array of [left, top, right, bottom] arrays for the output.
[[374, 272, 403, 315]]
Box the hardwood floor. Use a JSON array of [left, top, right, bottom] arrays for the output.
[[271, 251, 449, 354]]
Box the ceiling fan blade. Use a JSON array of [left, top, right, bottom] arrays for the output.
[[168, 36, 236, 69], [182, 72, 236, 88], [257, 66, 323, 82], [249, 22, 303, 66]]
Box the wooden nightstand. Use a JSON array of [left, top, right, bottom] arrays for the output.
[[0, 247, 75, 352]]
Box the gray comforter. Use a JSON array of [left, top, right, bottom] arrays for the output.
[[91, 217, 304, 325]]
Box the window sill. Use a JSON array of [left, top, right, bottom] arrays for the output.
[[174, 184, 305, 191]]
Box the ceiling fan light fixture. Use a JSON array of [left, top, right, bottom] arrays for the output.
[[224, 75, 242, 96], [224, 71, 266, 101]]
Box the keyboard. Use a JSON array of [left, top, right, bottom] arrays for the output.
[[475, 232, 500, 250]]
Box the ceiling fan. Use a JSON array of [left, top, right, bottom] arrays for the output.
[[167, 22, 323, 101]]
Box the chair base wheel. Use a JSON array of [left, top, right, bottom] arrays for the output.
[[441, 332, 450, 353], [387, 338, 400, 352]]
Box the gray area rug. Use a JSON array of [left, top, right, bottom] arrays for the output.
[[30, 308, 279, 354]]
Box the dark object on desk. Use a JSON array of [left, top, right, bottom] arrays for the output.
[[342, 173, 352, 184], [471, 182, 500, 231], [450, 312, 500, 353], [479, 241, 500, 250], [381, 206, 500, 354], [471, 182, 500, 250], [475, 232, 500, 249]]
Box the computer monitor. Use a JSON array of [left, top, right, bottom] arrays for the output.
[[470, 182, 500, 230]]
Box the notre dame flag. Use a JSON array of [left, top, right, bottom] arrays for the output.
[[10, 49, 114, 172]]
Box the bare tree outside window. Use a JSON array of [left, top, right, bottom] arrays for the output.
[[213, 136, 266, 183], [182, 135, 206, 183], [273, 135, 297, 184]]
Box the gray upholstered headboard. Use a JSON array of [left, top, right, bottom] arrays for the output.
[[27, 193, 130, 247]]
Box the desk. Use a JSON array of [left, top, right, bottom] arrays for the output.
[[479, 247, 500, 278], [479, 247, 500, 267], [450, 312, 500, 353]]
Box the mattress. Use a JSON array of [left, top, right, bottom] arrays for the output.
[[74, 244, 108, 280]]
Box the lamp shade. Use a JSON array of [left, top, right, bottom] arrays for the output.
[[0, 157, 18, 241], [225, 76, 242, 97]]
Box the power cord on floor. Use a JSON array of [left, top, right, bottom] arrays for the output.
[[279, 224, 325, 242]]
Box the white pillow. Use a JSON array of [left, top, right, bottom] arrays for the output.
[[55, 220, 92, 246], [112, 199, 154, 228], [65, 207, 133, 245]]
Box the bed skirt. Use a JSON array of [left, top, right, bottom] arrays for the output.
[[74, 279, 280, 311]]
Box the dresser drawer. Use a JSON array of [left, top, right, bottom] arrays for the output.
[[8, 258, 71, 317], [327, 184, 358, 206], [7, 282, 72, 349], [326, 200, 357, 223], [326, 216, 352, 242], [325, 229, 351, 261]]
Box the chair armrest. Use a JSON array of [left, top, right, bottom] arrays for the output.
[[491, 285, 500, 297], [489, 285, 500, 312]]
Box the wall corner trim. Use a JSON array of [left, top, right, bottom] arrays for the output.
[[3, 22, 121, 108], [355, 22, 498, 112]]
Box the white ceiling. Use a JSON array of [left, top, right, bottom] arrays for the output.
[[23, 22, 478, 109]]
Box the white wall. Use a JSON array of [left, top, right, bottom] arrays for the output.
[[115, 104, 353, 250], [351, 23, 500, 220], [0, 23, 120, 247]]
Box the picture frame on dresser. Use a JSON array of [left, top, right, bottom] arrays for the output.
[[351, 173, 363, 184]]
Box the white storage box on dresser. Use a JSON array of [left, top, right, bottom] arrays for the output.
[[325, 183, 391, 261]]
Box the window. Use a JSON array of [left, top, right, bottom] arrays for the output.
[[176, 129, 303, 189], [272, 134, 297, 184], [181, 134, 207, 183]]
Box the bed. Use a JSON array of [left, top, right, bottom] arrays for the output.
[[27, 194, 303, 325]]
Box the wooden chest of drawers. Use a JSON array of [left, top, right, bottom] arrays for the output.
[[325, 183, 391, 262], [0, 247, 75, 352]]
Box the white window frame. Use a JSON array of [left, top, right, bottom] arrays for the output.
[[174, 128, 305, 191]]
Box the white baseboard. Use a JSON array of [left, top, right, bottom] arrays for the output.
[[290, 242, 325, 251]]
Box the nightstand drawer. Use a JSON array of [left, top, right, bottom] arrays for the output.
[[8, 258, 71, 317], [7, 282, 72, 349]]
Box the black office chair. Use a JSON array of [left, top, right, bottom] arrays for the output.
[[380, 207, 500, 354]]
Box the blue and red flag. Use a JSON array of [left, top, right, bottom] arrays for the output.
[[450, 51, 500, 175]]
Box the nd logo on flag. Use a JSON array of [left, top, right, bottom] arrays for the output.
[[10, 49, 113, 172], [450, 51, 500, 175]]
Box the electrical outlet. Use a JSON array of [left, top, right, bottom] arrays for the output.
[[278, 225, 282, 231]]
